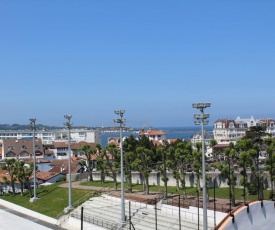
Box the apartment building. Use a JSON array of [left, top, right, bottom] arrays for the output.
[[0, 129, 101, 144], [213, 116, 275, 143], [138, 128, 166, 141], [0, 138, 44, 160]]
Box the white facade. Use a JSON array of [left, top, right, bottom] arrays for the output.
[[0, 129, 101, 144], [214, 116, 275, 143]]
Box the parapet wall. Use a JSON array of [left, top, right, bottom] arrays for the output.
[[218, 200, 275, 230]]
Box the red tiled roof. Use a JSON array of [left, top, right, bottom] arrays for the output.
[[71, 141, 95, 150], [52, 142, 68, 148], [23, 158, 50, 164], [50, 159, 82, 167], [31, 171, 61, 181], [139, 129, 166, 136], [2, 139, 43, 157], [49, 164, 82, 174]]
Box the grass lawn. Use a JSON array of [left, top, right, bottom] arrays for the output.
[[0, 182, 93, 218], [80, 180, 271, 201]]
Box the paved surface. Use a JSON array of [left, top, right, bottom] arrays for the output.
[[0, 205, 65, 230]]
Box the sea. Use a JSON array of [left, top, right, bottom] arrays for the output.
[[101, 126, 213, 147]]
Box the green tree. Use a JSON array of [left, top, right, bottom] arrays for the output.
[[103, 143, 120, 191], [123, 135, 138, 193], [192, 149, 202, 191], [235, 139, 254, 202], [167, 139, 193, 198], [242, 126, 269, 199], [81, 144, 97, 181], [215, 145, 238, 206], [95, 144, 105, 184], [1, 158, 17, 195], [133, 146, 153, 195], [264, 137, 275, 200], [156, 143, 169, 198], [209, 139, 218, 148], [16, 160, 35, 196]]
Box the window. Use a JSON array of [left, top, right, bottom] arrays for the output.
[[8, 145, 13, 151]]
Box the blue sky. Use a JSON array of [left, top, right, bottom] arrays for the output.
[[1, 1, 274, 128]]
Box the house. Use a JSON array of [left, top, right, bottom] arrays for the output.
[[107, 137, 121, 147], [23, 158, 51, 172], [212, 143, 230, 153], [213, 116, 275, 143], [1, 138, 44, 160], [71, 141, 96, 157], [139, 128, 166, 141], [49, 159, 85, 175], [29, 171, 63, 185], [190, 130, 213, 146], [51, 141, 96, 160], [0, 169, 21, 194], [0, 129, 101, 144]]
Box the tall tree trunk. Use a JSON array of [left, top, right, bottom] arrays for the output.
[[113, 172, 117, 191], [176, 179, 179, 191], [126, 170, 133, 193], [20, 182, 24, 195], [101, 172, 105, 184], [231, 185, 235, 206], [11, 182, 15, 196], [164, 179, 168, 198], [27, 181, 33, 197], [271, 170, 274, 199], [182, 180, 187, 200], [89, 171, 94, 182], [145, 177, 149, 195]]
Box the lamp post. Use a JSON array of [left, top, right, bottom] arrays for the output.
[[114, 110, 126, 227], [29, 118, 38, 202], [193, 102, 211, 230], [64, 115, 73, 212]]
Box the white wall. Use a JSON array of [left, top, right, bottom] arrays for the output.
[[222, 201, 275, 230], [87, 171, 272, 189]]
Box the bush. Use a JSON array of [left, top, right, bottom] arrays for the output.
[[57, 176, 66, 182]]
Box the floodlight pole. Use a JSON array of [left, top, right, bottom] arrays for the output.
[[29, 118, 38, 202], [64, 115, 73, 212], [114, 110, 126, 227], [193, 102, 211, 230]]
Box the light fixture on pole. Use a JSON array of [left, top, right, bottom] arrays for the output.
[[64, 114, 73, 213], [114, 110, 126, 227], [192, 102, 211, 230], [29, 118, 38, 202]]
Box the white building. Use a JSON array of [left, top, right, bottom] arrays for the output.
[[190, 130, 213, 146], [138, 128, 166, 141], [0, 129, 101, 144], [213, 116, 275, 143]]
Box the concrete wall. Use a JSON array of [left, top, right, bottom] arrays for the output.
[[80, 171, 272, 189], [222, 201, 275, 230]]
